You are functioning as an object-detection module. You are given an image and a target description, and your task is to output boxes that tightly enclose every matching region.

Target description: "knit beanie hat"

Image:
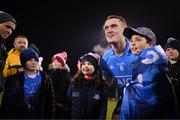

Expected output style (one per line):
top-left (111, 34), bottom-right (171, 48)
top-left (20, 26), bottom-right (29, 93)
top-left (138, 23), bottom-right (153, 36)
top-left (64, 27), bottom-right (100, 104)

top-left (80, 52), bottom-right (100, 72)
top-left (52, 51), bottom-right (67, 66)
top-left (20, 48), bottom-right (39, 67)
top-left (0, 11), bottom-right (16, 25)
top-left (164, 37), bottom-right (180, 52)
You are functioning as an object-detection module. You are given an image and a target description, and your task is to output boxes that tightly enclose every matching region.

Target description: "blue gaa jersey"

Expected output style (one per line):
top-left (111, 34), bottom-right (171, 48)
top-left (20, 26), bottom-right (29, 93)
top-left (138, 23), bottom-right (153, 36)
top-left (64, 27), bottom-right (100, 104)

top-left (120, 45), bottom-right (177, 119)
top-left (101, 40), bottom-right (137, 88)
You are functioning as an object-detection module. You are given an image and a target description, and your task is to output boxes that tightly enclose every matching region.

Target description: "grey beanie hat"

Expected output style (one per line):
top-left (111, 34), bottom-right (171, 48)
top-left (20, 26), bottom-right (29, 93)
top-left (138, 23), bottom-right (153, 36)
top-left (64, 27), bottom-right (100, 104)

top-left (0, 11), bottom-right (16, 25)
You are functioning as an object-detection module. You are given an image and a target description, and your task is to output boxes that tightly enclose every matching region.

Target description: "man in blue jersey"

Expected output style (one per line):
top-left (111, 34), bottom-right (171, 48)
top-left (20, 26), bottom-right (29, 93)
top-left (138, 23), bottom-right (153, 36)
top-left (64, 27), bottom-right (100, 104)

top-left (101, 15), bottom-right (137, 119)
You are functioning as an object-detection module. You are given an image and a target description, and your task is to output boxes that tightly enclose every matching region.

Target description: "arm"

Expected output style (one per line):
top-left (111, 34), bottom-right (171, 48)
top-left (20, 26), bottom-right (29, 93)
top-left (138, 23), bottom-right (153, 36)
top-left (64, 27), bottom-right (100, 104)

top-left (100, 59), bottom-right (114, 86)
top-left (3, 56), bottom-right (11, 78)
top-left (64, 86), bottom-right (72, 119)
top-left (3, 56), bottom-right (23, 78)
top-left (112, 97), bottom-right (122, 120)
top-left (99, 87), bottom-right (108, 119)
top-left (44, 74), bottom-right (55, 119)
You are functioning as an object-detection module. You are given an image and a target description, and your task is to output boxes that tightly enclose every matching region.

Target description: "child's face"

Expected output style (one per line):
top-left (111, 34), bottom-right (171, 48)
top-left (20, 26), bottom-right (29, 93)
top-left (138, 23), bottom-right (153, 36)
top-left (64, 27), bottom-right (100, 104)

top-left (52, 60), bottom-right (63, 69)
top-left (25, 58), bottom-right (39, 71)
top-left (166, 48), bottom-right (180, 61)
top-left (81, 61), bottom-right (95, 75)
top-left (130, 35), bottom-right (152, 55)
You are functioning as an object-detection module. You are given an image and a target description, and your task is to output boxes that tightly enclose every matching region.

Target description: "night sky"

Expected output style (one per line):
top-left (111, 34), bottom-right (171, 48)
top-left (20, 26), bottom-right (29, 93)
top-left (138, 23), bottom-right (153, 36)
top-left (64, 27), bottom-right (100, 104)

top-left (1, 1), bottom-right (179, 74)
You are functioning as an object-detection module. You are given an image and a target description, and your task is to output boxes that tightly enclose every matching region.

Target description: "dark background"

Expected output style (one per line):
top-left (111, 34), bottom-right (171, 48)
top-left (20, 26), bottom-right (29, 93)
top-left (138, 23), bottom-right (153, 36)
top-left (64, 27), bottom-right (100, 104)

top-left (1, 1), bottom-right (179, 75)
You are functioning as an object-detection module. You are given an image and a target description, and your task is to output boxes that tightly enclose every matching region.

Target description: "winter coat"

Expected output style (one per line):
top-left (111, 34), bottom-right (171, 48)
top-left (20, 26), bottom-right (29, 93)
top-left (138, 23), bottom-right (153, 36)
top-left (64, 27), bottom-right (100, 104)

top-left (0, 71), bottom-right (55, 119)
top-left (65, 77), bottom-right (108, 119)
top-left (48, 68), bottom-right (71, 118)
top-left (167, 59), bottom-right (180, 111)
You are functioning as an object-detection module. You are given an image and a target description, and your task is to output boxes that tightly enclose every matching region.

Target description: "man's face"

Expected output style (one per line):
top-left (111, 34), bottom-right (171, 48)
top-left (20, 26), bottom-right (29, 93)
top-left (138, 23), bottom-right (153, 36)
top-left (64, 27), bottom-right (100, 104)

top-left (25, 58), bottom-right (39, 71)
top-left (14, 37), bottom-right (28, 52)
top-left (81, 61), bottom-right (95, 75)
top-left (166, 48), bottom-right (180, 61)
top-left (130, 35), bottom-right (152, 55)
top-left (103, 18), bottom-right (126, 44)
top-left (0, 21), bottom-right (16, 39)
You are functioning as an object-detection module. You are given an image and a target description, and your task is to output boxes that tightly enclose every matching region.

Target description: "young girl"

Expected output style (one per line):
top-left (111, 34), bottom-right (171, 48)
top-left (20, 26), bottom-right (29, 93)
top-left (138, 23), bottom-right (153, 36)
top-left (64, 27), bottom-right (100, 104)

top-left (48, 51), bottom-right (71, 119)
top-left (65, 52), bottom-right (108, 119)
top-left (121, 27), bottom-right (178, 119)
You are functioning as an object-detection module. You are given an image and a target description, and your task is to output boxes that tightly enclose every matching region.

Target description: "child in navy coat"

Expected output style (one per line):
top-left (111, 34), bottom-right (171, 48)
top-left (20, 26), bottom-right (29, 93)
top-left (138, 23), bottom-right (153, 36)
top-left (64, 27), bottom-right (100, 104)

top-left (65, 52), bottom-right (108, 119)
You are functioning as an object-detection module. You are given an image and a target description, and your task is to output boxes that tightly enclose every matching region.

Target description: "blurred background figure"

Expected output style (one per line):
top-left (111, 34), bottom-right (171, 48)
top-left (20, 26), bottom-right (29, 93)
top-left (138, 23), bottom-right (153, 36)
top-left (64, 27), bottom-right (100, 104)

top-left (165, 37), bottom-right (180, 115)
top-left (3, 35), bottom-right (28, 78)
top-left (92, 40), bottom-right (109, 57)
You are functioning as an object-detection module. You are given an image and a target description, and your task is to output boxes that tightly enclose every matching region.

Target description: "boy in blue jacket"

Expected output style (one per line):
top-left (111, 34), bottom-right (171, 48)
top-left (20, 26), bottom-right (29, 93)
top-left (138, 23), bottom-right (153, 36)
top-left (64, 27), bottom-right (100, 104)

top-left (121, 27), bottom-right (178, 119)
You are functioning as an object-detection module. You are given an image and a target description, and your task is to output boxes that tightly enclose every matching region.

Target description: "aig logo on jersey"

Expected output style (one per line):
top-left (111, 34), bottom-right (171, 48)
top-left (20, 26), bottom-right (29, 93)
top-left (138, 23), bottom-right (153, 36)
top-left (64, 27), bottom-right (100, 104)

top-left (93, 94), bottom-right (100, 100)
top-left (72, 92), bottom-right (80, 97)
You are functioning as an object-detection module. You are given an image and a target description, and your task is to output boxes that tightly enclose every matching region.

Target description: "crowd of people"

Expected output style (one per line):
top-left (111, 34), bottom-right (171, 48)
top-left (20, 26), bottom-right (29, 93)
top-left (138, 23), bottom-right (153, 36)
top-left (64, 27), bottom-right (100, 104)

top-left (0, 10), bottom-right (180, 119)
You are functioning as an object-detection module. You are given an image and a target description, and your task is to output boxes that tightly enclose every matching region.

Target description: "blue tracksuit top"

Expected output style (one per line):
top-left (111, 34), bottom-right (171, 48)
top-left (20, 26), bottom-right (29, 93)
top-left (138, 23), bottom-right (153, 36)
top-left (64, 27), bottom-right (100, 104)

top-left (120, 45), bottom-right (177, 119)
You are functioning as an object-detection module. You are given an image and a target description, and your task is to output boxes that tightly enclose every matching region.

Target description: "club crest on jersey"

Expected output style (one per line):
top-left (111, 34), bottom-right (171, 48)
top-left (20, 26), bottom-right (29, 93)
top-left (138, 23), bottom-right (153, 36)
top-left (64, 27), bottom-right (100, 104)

top-left (141, 51), bottom-right (159, 64)
top-left (72, 92), bottom-right (80, 97)
top-left (93, 94), bottom-right (100, 100)
top-left (110, 65), bottom-right (114, 70)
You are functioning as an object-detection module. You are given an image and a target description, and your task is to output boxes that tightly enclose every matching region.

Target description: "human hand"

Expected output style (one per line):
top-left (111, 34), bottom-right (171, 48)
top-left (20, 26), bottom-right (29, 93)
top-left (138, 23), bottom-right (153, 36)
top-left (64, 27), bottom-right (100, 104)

top-left (112, 113), bottom-right (120, 120)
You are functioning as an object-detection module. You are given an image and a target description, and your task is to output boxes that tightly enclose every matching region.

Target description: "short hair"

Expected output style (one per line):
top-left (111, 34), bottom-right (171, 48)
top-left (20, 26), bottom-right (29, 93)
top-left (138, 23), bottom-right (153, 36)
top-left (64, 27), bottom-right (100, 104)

top-left (105, 15), bottom-right (127, 25)
top-left (14, 35), bottom-right (28, 42)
